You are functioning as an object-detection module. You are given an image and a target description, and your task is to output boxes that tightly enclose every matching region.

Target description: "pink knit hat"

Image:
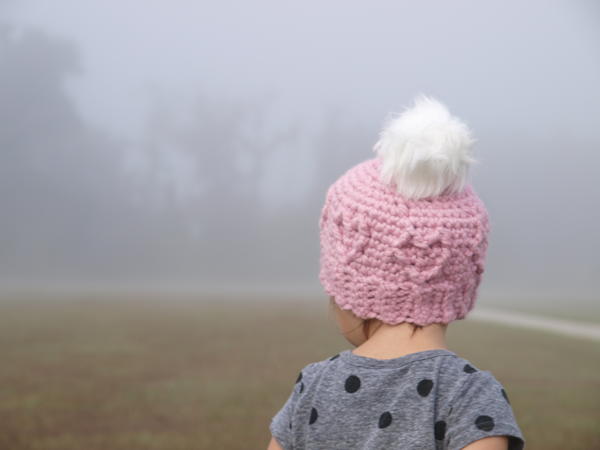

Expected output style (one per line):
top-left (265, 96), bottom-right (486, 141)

top-left (318, 95), bottom-right (490, 326)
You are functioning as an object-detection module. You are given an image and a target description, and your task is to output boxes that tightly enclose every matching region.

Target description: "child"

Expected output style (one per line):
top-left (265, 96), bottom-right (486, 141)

top-left (267, 95), bottom-right (526, 450)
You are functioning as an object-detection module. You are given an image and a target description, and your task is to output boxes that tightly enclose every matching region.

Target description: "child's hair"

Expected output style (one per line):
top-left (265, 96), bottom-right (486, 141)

top-left (328, 297), bottom-right (424, 339)
top-left (361, 317), bottom-right (424, 339)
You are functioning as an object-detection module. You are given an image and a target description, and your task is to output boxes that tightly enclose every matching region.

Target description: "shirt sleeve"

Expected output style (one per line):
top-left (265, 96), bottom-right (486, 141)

top-left (445, 370), bottom-right (526, 450)
top-left (269, 365), bottom-right (307, 450)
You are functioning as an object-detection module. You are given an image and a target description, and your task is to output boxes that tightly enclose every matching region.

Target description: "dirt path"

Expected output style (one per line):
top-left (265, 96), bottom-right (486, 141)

top-left (468, 306), bottom-right (600, 341)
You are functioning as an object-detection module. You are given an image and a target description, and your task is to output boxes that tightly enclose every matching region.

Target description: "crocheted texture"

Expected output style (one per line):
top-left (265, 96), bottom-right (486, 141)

top-left (318, 157), bottom-right (490, 326)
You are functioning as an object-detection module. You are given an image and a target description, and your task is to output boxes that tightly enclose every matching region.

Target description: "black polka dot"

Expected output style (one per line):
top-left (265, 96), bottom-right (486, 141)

top-left (299, 382), bottom-right (304, 393)
top-left (475, 415), bottom-right (495, 431)
top-left (378, 411), bottom-right (392, 428)
top-left (417, 379), bottom-right (434, 397)
top-left (329, 353), bottom-right (340, 361)
top-left (345, 375), bottom-right (361, 393)
top-left (501, 388), bottom-right (510, 404)
top-left (463, 364), bottom-right (477, 373)
top-left (434, 420), bottom-right (446, 440)
top-left (289, 420), bottom-right (292, 429)
top-left (309, 407), bottom-right (318, 424)
top-left (296, 371), bottom-right (302, 383)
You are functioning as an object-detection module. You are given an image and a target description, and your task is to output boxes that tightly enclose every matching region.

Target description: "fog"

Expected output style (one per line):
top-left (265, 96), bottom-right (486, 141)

top-left (1, 0), bottom-right (599, 303)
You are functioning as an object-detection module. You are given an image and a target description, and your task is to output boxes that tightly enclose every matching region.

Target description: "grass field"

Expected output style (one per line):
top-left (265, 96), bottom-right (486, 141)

top-left (0, 293), bottom-right (598, 450)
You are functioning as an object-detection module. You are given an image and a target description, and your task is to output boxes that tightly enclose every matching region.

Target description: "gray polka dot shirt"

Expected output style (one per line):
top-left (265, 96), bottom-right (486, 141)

top-left (270, 349), bottom-right (525, 449)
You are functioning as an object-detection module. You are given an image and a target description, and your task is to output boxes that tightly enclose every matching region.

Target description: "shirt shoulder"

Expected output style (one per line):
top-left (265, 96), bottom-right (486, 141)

top-left (304, 352), bottom-right (342, 373)
top-left (440, 362), bottom-right (526, 450)
top-left (268, 356), bottom-right (335, 449)
top-left (290, 352), bottom-right (343, 387)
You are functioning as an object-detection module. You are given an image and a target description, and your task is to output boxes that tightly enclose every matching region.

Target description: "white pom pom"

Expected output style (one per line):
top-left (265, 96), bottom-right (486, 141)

top-left (373, 94), bottom-right (478, 200)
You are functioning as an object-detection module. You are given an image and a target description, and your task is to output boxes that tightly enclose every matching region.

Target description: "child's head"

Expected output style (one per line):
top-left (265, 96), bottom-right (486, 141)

top-left (319, 94), bottom-right (490, 338)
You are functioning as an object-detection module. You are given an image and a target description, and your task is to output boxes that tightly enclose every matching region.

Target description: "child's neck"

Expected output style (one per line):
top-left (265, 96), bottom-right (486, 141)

top-left (351, 322), bottom-right (448, 360)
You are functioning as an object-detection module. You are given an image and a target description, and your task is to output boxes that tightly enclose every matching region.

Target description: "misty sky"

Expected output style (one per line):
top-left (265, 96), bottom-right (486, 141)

top-left (1, 1), bottom-right (599, 303)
